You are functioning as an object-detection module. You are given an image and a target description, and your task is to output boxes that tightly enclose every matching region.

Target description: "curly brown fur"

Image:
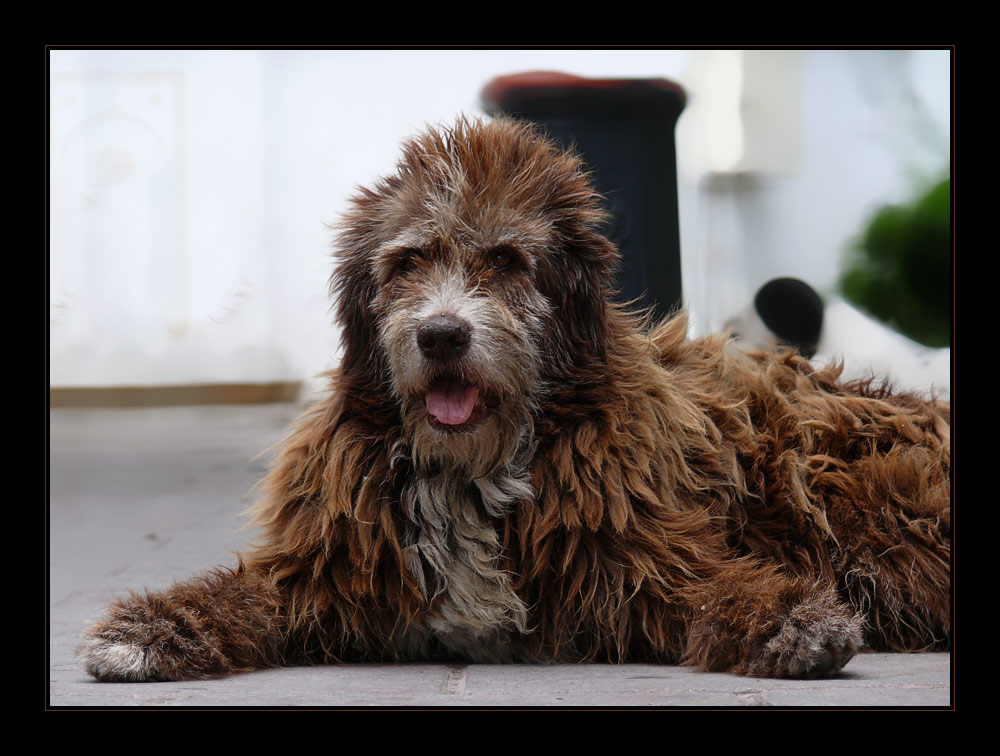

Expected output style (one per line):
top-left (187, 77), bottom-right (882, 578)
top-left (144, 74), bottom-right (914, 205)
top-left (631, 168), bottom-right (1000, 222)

top-left (80, 116), bottom-right (950, 681)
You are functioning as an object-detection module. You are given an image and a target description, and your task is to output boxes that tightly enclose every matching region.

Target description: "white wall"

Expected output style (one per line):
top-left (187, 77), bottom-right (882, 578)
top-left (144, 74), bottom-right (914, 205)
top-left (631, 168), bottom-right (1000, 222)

top-left (48, 48), bottom-right (950, 390)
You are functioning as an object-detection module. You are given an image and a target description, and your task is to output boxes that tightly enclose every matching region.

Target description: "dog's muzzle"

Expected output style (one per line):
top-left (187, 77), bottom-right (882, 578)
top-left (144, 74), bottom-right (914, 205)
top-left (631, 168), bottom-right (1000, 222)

top-left (416, 314), bottom-right (486, 431)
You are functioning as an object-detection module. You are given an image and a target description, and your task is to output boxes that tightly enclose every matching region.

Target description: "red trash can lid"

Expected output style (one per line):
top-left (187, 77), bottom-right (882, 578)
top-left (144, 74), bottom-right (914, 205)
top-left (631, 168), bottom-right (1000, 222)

top-left (482, 71), bottom-right (686, 112)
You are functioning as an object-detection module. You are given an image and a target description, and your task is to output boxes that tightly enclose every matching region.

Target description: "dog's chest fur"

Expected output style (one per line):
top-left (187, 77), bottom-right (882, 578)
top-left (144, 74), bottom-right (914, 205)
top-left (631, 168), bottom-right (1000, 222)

top-left (399, 463), bottom-right (532, 661)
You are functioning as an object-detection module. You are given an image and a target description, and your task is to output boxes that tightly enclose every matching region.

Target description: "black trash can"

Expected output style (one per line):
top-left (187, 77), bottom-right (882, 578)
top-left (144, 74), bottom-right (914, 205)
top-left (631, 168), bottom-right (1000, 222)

top-left (482, 71), bottom-right (687, 322)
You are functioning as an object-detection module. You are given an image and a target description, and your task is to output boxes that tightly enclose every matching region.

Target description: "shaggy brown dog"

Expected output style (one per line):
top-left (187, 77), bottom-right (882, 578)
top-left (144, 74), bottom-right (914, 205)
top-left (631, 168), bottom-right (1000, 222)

top-left (80, 117), bottom-right (950, 681)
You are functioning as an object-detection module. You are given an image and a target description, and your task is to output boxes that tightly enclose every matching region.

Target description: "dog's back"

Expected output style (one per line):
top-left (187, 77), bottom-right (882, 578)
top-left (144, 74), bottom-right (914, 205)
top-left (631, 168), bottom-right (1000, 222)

top-left (648, 312), bottom-right (951, 652)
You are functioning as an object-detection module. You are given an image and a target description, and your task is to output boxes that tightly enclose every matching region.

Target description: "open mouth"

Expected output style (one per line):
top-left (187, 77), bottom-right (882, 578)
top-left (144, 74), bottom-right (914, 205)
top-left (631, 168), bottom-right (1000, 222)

top-left (424, 375), bottom-right (488, 432)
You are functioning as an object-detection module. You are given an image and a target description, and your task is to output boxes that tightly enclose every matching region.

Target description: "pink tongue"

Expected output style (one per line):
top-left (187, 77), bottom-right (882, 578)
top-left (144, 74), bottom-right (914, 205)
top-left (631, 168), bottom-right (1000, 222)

top-left (425, 380), bottom-right (478, 425)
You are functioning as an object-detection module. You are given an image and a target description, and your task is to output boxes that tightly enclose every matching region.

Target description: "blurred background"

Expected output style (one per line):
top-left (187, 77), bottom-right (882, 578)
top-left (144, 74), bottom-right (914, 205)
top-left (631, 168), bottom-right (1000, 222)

top-left (48, 48), bottom-right (952, 404)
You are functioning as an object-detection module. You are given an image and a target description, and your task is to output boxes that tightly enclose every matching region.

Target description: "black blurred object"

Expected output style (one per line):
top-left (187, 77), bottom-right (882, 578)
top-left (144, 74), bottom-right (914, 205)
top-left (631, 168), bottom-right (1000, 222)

top-left (753, 277), bottom-right (824, 358)
top-left (482, 72), bottom-right (687, 322)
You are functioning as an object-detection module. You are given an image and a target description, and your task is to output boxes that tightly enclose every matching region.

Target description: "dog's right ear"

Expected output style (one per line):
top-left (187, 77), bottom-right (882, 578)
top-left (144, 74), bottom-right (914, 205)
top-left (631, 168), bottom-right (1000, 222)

top-left (329, 188), bottom-right (388, 394)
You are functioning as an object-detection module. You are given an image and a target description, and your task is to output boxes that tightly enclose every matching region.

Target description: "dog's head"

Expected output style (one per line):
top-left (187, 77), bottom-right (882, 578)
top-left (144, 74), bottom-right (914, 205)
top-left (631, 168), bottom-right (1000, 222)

top-left (332, 117), bottom-right (619, 468)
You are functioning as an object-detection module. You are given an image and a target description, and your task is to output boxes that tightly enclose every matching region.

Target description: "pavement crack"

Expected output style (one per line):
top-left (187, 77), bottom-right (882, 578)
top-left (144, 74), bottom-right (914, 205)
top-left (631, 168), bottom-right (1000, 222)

top-left (441, 665), bottom-right (468, 696)
top-left (734, 688), bottom-right (772, 707)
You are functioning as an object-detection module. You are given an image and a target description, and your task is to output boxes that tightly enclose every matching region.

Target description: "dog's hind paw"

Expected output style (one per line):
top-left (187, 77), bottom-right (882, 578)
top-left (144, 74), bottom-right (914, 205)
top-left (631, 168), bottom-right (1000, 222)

top-left (747, 596), bottom-right (864, 679)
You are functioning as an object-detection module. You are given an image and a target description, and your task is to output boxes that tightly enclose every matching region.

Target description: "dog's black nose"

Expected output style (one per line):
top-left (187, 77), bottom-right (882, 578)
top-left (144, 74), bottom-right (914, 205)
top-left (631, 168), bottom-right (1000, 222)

top-left (417, 314), bottom-right (471, 362)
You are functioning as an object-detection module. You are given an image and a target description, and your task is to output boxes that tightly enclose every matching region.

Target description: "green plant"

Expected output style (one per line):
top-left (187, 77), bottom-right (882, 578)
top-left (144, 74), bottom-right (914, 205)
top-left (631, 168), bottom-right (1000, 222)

top-left (840, 178), bottom-right (951, 348)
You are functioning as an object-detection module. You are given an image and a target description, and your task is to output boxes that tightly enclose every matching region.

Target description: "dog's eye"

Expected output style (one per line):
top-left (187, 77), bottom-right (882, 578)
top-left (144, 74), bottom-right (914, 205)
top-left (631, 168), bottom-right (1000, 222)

top-left (488, 246), bottom-right (516, 271)
top-left (396, 248), bottom-right (423, 274)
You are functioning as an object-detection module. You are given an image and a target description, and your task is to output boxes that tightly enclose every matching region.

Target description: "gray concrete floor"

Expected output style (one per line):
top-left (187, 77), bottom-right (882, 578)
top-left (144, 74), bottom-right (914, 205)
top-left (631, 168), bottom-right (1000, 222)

top-left (48, 404), bottom-right (952, 708)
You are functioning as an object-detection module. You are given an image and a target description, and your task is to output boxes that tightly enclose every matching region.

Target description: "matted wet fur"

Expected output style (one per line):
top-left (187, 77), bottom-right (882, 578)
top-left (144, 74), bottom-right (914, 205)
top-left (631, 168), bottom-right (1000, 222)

top-left (80, 117), bottom-right (950, 681)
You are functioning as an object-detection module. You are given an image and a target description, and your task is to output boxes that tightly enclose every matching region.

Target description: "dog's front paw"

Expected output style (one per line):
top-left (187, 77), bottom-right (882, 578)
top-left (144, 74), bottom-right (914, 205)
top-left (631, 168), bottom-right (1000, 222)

top-left (747, 594), bottom-right (864, 679)
top-left (79, 632), bottom-right (163, 682)
top-left (78, 594), bottom-right (230, 682)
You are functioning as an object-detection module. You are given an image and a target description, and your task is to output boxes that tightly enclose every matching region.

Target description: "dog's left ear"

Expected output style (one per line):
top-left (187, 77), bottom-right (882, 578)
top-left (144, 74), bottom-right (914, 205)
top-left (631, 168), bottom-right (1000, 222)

top-left (538, 223), bottom-right (621, 369)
